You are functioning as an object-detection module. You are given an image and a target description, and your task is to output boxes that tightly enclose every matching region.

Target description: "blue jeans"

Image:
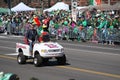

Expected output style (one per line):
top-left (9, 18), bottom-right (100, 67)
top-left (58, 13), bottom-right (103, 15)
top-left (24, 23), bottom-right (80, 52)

top-left (29, 41), bottom-right (34, 52)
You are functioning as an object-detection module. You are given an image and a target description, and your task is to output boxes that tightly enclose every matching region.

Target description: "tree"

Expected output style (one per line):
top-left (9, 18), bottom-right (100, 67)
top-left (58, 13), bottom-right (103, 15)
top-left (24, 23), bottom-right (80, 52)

top-left (4, 0), bottom-right (8, 3)
top-left (48, 0), bottom-right (51, 7)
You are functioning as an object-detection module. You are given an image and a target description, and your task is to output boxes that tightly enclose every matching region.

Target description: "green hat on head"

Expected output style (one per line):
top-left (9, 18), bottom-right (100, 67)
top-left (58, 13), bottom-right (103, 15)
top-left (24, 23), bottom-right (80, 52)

top-left (64, 21), bottom-right (68, 26)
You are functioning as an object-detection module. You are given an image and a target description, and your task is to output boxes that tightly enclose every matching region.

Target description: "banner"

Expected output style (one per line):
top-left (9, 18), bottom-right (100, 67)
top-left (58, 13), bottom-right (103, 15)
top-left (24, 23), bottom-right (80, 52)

top-left (89, 0), bottom-right (101, 5)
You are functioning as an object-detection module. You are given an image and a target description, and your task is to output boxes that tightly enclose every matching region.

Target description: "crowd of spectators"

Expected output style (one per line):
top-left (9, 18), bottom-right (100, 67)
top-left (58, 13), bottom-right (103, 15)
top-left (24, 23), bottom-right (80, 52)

top-left (0, 8), bottom-right (120, 45)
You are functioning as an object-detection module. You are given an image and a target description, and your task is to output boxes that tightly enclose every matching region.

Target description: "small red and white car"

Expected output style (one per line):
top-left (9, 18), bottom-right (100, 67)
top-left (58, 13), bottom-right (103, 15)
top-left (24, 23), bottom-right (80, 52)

top-left (16, 35), bottom-right (66, 67)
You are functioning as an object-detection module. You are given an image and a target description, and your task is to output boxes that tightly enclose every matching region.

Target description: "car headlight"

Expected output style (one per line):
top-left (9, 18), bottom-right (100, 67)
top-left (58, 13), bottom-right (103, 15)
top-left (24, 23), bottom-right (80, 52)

top-left (41, 49), bottom-right (48, 53)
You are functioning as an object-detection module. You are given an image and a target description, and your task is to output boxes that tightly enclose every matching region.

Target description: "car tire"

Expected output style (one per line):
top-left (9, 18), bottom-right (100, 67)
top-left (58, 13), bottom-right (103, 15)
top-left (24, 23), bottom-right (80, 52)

top-left (57, 55), bottom-right (66, 65)
top-left (17, 54), bottom-right (26, 64)
top-left (34, 54), bottom-right (43, 67)
top-left (9, 74), bottom-right (19, 80)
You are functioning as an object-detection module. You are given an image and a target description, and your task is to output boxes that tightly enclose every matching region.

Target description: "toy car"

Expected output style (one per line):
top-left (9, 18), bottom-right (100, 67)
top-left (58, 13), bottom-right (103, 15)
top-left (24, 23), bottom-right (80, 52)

top-left (16, 34), bottom-right (66, 67)
top-left (0, 72), bottom-right (19, 80)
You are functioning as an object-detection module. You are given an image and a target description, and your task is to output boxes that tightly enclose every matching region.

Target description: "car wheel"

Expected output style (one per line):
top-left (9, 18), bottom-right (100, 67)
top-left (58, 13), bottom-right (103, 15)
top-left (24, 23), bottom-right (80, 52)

top-left (34, 54), bottom-right (43, 67)
top-left (57, 55), bottom-right (66, 65)
top-left (17, 54), bottom-right (26, 64)
top-left (9, 74), bottom-right (19, 80)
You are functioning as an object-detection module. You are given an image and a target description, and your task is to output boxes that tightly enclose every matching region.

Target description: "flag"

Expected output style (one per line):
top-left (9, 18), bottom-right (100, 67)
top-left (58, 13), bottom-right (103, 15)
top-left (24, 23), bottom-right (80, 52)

top-left (89, 0), bottom-right (101, 5)
top-left (33, 16), bottom-right (41, 27)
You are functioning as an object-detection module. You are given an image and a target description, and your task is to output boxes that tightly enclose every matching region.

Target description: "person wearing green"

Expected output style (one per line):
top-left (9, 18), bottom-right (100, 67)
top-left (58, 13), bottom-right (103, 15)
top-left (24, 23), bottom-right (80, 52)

top-left (49, 19), bottom-right (54, 28)
top-left (73, 26), bottom-right (79, 34)
top-left (54, 21), bottom-right (59, 29)
top-left (0, 17), bottom-right (2, 26)
top-left (81, 17), bottom-right (87, 41)
top-left (107, 20), bottom-right (115, 45)
top-left (77, 17), bottom-right (83, 26)
top-left (86, 26), bottom-right (94, 40)
top-left (82, 19), bottom-right (87, 28)
top-left (113, 17), bottom-right (119, 28)
top-left (97, 17), bottom-right (106, 29)
top-left (73, 26), bottom-right (81, 41)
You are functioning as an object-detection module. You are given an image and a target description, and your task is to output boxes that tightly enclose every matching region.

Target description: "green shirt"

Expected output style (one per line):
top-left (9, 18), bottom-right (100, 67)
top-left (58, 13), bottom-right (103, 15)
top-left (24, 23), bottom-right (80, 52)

top-left (82, 20), bottom-right (87, 27)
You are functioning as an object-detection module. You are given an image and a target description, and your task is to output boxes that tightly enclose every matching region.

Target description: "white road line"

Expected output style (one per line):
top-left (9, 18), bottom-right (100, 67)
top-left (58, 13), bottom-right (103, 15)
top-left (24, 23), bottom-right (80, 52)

top-left (5, 53), bottom-right (18, 55)
top-left (0, 36), bottom-right (7, 38)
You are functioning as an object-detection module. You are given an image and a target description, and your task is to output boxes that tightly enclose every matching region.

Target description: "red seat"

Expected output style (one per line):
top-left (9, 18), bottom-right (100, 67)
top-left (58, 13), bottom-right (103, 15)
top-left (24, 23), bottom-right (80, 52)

top-left (23, 37), bottom-right (29, 44)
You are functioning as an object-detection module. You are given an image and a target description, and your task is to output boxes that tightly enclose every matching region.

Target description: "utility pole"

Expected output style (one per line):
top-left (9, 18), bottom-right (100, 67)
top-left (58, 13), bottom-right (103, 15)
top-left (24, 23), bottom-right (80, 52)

top-left (7, 0), bottom-right (11, 15)
top-left (48, 0), bottom-right (51, 7)
top-left (41, 0), bottom-right (44, 13)
top-left (71, 0), bottom-right (77, 22)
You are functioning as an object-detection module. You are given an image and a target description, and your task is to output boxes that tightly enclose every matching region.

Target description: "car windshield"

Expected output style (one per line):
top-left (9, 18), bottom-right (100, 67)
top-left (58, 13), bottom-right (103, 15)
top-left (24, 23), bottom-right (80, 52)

top-left (42, 34), bottom-right (50, 42)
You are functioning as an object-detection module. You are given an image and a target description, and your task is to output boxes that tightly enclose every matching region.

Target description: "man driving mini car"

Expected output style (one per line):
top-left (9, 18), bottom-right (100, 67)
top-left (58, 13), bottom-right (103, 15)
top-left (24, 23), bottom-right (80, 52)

top-left (26, 24), bottom-right (37, 55)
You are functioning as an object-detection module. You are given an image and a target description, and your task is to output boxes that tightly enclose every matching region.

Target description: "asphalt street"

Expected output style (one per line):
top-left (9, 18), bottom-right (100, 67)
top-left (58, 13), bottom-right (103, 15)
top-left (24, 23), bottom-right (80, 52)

top-left (0, 35), bottom-right (120, 80)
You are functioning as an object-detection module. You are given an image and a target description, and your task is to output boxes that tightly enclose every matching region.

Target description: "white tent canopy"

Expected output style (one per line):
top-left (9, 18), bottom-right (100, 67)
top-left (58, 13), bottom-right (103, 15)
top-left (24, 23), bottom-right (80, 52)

top-left (11, 2), bottom-right (36, 12)
top-left (76, 6), bottom-right (88, 10)
top-left (76, 6), bottom-right (88, 15)
top-left (44, 2), bottom-right (69, 12)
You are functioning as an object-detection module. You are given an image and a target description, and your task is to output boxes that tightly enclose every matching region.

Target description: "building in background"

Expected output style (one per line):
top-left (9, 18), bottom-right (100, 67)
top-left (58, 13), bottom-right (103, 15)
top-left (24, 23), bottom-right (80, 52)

top-left (0, 0), bottom-right (119, 8)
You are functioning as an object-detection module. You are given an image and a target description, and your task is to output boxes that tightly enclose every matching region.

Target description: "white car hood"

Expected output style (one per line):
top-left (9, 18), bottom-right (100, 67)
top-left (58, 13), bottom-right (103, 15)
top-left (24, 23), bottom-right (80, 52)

top-left (35, 42), bottom-right (63, 50)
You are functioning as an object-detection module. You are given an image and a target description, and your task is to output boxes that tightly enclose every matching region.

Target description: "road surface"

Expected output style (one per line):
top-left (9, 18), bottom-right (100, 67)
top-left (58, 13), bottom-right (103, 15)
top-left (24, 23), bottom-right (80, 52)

top-left (0, 35), bottom-right (120, 80)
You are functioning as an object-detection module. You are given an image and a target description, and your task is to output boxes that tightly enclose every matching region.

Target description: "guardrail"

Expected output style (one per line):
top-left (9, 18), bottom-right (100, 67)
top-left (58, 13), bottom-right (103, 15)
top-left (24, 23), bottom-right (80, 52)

top-left (1, 22), bottom-right (120, 44)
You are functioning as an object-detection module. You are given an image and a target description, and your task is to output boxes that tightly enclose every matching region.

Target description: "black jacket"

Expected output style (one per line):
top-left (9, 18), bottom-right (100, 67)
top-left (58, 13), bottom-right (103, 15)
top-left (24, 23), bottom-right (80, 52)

top-left (26, 29), bottom-right (37, 41)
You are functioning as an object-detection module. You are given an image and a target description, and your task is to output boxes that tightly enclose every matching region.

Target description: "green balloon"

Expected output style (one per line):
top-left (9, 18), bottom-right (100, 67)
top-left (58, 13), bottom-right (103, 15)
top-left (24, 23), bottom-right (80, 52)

top-left (54, 23), bottom-right (59, 29)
